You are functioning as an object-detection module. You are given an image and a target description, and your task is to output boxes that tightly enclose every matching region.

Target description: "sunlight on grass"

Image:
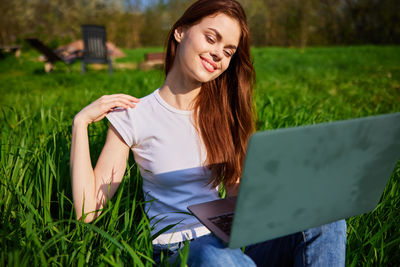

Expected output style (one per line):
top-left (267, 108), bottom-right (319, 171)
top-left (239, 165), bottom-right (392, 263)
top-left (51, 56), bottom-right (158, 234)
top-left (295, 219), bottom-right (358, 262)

top-left (0, 46), bottom-right (399, 266)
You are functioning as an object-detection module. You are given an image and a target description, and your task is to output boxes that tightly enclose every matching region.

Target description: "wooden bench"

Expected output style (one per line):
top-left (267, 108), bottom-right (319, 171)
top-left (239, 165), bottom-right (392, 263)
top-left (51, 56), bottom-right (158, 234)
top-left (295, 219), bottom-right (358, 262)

top-left (145, 52), bottom-right (165, 62)
top-left (140, 52), bottom-right (165, 70)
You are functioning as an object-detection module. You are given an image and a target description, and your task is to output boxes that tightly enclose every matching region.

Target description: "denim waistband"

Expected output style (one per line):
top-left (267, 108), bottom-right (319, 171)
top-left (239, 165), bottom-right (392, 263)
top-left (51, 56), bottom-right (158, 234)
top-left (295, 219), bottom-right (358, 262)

top-left (152, 225), bottom-right (211, 245)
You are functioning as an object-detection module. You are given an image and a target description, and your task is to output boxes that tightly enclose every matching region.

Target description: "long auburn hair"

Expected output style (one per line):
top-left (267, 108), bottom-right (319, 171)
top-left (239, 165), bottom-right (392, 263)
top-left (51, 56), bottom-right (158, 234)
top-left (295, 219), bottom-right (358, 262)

top-left (165, 0), bottom-right (255, 187)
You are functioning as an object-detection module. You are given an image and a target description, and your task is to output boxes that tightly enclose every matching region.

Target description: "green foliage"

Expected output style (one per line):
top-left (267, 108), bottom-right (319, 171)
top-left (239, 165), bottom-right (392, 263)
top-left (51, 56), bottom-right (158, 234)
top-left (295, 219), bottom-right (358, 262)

top-left (1, 0), bottom-right (399, 47)
top-left (1, 46), bottom-right (400, 266)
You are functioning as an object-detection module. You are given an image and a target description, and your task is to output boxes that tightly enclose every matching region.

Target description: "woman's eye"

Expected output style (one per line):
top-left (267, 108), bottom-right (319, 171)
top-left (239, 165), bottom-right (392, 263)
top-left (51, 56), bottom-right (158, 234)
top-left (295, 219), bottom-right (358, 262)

top-left (224, 51), bottom-right (232, 57)
top-left (206, 35), bottom-right (215, 43)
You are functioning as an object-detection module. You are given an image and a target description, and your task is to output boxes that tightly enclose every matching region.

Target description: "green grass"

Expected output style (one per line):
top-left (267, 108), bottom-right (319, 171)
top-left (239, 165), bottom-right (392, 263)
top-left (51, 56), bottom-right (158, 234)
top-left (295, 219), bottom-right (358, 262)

top-left (1, 46), bottom-right (400, 266)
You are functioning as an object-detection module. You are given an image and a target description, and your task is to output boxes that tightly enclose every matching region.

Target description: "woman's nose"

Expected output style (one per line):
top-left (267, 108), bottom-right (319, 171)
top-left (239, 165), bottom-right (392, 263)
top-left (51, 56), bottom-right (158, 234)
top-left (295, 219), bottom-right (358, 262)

top-left (210, 49), bottom-right (222, 61)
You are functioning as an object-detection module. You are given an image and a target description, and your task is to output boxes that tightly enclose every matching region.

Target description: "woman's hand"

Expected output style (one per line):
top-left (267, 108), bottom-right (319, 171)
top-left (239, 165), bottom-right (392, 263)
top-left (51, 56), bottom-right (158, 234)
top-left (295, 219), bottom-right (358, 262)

top-left (74, 94), bottom-right (139, 126)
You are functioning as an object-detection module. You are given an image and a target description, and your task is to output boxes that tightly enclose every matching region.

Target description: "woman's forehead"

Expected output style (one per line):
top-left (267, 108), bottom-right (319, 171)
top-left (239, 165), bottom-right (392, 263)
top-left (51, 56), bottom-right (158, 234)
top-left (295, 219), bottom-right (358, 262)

top-left (193, 13), bottom-right (241, 47)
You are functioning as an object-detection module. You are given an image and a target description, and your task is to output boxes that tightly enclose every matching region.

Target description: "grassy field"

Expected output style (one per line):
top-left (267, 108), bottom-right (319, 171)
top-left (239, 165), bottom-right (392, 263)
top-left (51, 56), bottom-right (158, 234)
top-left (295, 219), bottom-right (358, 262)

top-left (0, 46), bottom-right (399, 266)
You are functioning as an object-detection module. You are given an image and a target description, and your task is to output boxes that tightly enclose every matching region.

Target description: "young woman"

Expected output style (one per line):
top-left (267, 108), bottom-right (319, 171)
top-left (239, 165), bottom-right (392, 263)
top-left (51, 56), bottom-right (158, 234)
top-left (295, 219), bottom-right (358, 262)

top-left (71, 0), bottom-right (347, 265)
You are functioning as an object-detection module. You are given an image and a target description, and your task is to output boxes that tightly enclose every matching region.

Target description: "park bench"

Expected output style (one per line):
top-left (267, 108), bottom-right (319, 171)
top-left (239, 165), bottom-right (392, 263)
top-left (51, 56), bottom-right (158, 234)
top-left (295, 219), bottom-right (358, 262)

top-left (139, 52), bottom-right (165, 70)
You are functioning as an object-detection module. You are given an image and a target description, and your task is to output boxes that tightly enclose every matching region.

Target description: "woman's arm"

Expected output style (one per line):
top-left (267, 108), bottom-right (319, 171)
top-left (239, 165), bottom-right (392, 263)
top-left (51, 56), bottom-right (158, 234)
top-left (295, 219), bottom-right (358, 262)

top-left (70, 94), bottom-right (139, 222)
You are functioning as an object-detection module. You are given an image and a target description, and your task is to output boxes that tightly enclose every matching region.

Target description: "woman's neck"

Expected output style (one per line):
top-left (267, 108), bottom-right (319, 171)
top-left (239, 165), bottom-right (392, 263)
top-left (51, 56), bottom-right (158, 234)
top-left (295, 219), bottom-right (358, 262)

top-left (159, 66), bottom-right (201, 111)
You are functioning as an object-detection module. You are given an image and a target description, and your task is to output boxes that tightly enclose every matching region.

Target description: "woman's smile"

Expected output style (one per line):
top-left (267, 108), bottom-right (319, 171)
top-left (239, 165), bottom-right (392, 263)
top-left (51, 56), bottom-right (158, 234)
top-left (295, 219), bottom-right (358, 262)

top-left (200, 56), bottom-right (217, 73)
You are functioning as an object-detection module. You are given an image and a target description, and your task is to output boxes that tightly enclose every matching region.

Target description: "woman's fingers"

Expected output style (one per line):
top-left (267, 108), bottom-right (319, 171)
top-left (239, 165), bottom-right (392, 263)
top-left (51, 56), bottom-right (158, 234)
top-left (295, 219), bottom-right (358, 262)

top-left (100, 96), bottom-right (137, 110)
top-left (92, 100), bottom-right (134, 123)
top-left (76, 94), bottom-right (140, 125)
top-left (107, 100), bottom-right (135, 111)
top-left (110, 94), bottom-right (140, 103)
top-left (103, 94), bottom-right (139, 106)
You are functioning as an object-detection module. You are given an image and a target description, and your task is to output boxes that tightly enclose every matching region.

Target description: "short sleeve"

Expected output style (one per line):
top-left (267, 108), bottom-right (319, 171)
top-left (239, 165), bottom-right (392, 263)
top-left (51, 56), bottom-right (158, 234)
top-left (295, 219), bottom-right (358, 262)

top-left (106, 108), bottom-right (137, 147)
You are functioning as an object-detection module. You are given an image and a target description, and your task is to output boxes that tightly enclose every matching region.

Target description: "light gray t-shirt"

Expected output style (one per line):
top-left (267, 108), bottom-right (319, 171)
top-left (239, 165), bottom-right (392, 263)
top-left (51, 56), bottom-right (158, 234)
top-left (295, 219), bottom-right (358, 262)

top-left (106, 89), bottom-right (219, 235)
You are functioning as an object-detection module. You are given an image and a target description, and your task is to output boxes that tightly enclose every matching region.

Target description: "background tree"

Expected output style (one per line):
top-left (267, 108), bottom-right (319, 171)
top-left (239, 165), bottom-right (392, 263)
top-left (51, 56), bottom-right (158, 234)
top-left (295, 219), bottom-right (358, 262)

top-left (0, 0), bottom-right (399, 48)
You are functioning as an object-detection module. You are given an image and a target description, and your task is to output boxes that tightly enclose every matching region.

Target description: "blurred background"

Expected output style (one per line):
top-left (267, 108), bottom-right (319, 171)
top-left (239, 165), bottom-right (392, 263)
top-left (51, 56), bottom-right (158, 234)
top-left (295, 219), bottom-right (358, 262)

top-left (1, 0), bottom-right (399, 49)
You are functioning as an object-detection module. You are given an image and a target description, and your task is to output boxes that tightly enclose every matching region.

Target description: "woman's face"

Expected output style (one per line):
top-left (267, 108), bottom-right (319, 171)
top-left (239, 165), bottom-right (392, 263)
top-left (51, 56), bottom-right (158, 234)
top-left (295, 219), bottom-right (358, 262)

top-left (174, 13), bottom-right (241, 84)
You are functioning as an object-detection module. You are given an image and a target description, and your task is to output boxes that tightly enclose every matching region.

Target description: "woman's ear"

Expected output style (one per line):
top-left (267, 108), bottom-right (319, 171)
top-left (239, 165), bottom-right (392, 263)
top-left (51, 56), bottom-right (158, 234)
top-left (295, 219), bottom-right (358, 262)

top-left (174, 27), bottom-right (184, 43)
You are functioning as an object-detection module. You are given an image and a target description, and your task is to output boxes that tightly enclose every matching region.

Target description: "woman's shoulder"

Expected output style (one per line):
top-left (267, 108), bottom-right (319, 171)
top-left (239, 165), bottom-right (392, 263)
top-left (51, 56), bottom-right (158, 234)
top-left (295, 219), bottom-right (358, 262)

top-left (106, 89), bottom-right (159, 146)
top-left (139, 89), bottom-right (157, 102)
top-left (129, 89), bottom-right (159, 112)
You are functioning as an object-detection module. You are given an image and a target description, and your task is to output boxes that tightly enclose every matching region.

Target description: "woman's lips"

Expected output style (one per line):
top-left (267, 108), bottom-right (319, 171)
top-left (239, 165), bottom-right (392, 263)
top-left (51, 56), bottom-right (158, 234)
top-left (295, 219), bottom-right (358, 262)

top-left (200, 56), bottom-right (217, 73)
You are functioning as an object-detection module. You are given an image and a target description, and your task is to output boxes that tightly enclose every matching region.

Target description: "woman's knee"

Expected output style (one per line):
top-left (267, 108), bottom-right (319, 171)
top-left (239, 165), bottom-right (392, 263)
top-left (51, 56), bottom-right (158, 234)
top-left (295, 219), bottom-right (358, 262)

top-left (305, 220), bottom-right (346, 242)
top-left (187, 235), bottom-right (256, 267)
top-left (301, 220), bottom-right (347, 266)
top-left (322, 219), bottom-right (347, 245)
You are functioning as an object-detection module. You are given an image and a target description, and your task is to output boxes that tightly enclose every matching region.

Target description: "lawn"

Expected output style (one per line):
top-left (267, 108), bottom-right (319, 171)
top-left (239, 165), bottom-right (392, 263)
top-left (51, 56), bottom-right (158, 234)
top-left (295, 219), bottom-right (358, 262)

top-left (0, 46), bottom-right (399, 266)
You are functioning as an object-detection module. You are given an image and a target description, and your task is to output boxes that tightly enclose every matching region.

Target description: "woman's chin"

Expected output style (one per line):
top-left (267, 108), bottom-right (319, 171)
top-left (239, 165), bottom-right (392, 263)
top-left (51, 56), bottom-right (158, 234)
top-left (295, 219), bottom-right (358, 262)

top-left (194, 71), bottom-right (220, 84)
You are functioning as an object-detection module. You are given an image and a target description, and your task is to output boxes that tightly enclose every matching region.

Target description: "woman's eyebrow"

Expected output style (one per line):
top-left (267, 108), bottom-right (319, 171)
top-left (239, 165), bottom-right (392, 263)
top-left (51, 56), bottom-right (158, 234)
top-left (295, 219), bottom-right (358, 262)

top-left (207, 27), bottom-right (237, 50)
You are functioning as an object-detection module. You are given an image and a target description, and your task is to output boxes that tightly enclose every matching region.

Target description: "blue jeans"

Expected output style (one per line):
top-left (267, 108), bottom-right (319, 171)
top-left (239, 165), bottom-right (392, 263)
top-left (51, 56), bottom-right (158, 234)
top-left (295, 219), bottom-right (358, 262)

top-left (153, 220), bottom-right (347, 266)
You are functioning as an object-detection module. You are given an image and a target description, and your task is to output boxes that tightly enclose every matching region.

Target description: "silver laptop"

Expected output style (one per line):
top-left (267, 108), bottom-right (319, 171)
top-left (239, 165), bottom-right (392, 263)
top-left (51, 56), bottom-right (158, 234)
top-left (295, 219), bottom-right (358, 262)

top-left (188, 112), bottom-right (400, 248)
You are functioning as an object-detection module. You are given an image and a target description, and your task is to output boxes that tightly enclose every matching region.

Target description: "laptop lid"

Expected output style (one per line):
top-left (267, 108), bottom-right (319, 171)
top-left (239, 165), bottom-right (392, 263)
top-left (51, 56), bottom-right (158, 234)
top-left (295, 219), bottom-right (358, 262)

top-left (228, 112), bottom-right (400, 248)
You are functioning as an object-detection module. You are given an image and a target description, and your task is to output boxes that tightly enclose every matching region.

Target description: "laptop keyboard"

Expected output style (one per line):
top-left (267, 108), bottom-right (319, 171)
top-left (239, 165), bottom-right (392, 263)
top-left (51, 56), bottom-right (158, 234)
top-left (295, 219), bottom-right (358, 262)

top-left (208, 212), bottom-right (234, 236)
